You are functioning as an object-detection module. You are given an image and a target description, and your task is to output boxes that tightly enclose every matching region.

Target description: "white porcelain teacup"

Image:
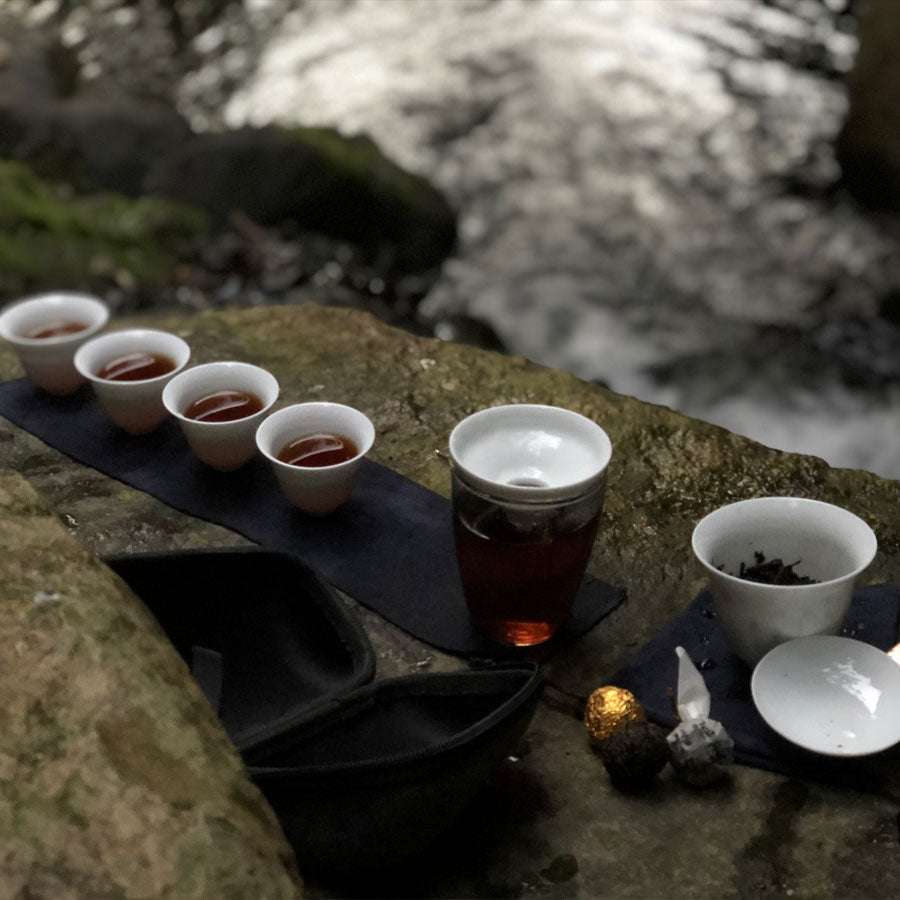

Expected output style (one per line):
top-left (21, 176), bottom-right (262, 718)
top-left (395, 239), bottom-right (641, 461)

top-left (163, 361), bottom-right (279, 471)
top-left (256, 402), bottom-right (375, 515)
top-left (692, 497), bottom-right (877, 666)
top-left (74, 328), bottom-right (190, 434)
top-left (0, 292), bottom-right (109, 395)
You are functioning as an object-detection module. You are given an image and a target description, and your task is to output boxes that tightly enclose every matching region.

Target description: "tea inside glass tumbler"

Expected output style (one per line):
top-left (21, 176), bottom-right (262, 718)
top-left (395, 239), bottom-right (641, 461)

top-left (452, 470), bottom-right (605, 646)
top-left (448, 404), bottom-right (612, 646)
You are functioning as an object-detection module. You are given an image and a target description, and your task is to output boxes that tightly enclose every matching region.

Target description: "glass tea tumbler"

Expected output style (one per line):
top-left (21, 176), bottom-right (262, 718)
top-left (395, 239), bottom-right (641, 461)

top-left (449, 404), bottom-right (612, 647)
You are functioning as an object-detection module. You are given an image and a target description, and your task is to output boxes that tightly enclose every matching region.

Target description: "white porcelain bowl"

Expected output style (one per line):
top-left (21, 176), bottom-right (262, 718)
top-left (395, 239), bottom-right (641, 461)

top-left (448, 404), bottom-right (612, 502)
top-left (752, 635), bottom-right (900, 756)
top-left (256, 402), bottom-right (375, 515)
top-left (0, 293), bottom-right (109, 395)
top-left (74, 329), bottom-right (190, 434)
top-left (692, 497), bottom-right (877, 666)
top-left (163, 361), bottom-right (279, 471)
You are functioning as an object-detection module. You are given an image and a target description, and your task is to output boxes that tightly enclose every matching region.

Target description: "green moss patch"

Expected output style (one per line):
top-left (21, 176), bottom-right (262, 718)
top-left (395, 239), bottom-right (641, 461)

top-left (0, 160), bottom-right (209, 302)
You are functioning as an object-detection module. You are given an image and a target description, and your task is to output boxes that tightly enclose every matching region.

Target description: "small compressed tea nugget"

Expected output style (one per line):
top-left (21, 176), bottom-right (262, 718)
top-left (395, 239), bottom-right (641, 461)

top-left (667, 646), bottom-right (734, 786)
top-left (601, 720), bottom-right (669, 788)
top-left (667, 718), bottom-right (734, 786)
top-left (584, 685), bottom-right (645, 747)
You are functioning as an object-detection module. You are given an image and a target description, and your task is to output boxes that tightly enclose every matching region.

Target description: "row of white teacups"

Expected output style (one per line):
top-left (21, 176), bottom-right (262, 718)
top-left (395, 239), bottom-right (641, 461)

top-left (2, 292), bottom-right (898, 755)
top-left (0, 292), bottom-right (374, 515)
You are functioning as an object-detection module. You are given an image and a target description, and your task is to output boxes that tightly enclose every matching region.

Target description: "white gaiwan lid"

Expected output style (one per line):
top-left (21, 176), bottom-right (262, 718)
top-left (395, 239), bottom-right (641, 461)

top-left (449, 404), bottom-right (612, 502)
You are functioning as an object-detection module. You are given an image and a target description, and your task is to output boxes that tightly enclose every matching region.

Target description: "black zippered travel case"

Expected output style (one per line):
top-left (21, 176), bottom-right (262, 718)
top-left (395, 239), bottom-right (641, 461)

top-left (105, 548), bottom-right (543, 872)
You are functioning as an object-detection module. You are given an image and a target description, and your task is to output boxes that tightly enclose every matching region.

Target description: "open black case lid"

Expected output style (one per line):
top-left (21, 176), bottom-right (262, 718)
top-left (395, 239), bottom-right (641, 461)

top-left (106, 548), bottom-right (543, 873)
top-left (106, 547), bottom-right (376, 750)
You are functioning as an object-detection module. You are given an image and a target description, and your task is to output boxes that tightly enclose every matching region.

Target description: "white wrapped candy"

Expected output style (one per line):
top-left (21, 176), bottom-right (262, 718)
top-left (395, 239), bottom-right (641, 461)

top-left (666, 646), bottom-right (734, 785)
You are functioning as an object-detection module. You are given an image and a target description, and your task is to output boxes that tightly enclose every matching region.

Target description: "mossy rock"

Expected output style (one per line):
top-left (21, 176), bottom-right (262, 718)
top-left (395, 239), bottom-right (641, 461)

top-left (0, 98), bottom-right (194, 196)
top-left (143, 125), bottom-right (457, 270)
top-left (0, 160), bottom-right (210, 302)
top-left (0, 471), bottom-right (303, 897)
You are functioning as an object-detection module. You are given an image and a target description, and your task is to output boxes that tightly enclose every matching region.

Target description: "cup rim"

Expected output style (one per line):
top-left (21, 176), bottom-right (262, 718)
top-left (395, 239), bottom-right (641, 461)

top-left (256, 401), bottom-right (375, 471)
top-left (162, 361), bottom-right (280, 426)
top-left (448, 403), bottom-right (612, 502)
top-left (74, 328), bottom-right (191, 386)
top-left (0, 292), bottom-right (110, 346)
top-left (691, 496), bottom-right (878, 592)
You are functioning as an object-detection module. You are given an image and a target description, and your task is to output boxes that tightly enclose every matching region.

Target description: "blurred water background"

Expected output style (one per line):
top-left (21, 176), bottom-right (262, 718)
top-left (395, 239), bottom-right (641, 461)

top-left (8, 0), bottom-right (900, 477)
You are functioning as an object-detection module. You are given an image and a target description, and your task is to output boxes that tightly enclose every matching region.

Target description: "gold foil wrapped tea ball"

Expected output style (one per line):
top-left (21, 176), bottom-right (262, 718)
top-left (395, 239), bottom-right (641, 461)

top-left (584, 686), bottom-right (645, 747)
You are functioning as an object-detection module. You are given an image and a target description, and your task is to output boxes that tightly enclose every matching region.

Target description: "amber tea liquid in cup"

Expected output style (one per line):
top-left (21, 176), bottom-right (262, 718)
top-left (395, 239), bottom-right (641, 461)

top-left (74, 328), bottom-right (190, 434)
top-left (0, 292), bottom-right (109, 395)
top-left (256, 402), bottom-right (375, 516)
top-left (163, 361), bottom-right (279, 471)
top-left (449, 405), bottom-right (612, 647)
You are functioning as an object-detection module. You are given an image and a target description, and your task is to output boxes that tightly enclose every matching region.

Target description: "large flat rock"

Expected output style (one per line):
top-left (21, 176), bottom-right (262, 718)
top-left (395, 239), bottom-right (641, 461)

top-left (2, 304), bottom-right (899, 898)
top-left (0, 471), bottom-right (302, 898)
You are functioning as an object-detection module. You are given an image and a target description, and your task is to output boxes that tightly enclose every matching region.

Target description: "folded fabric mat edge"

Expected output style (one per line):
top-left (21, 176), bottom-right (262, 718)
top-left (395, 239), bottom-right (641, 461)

top-left (0, 378), bottom-right (625, 657)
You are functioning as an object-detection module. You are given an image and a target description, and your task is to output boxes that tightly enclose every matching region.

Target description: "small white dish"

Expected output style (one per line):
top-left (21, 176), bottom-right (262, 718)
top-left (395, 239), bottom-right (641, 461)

top-left (74, 328), bottom-right (190, 434)
top-left (752, 635), bottom-right (900, 757)
top-left (0, 292), bottom-right (109, 395)
top-left (448, 404), bottom-right (612, 502)
top-left (163, 361), bottom-right (279, 471)
top-left (256, 402), bottom-right (375, 516)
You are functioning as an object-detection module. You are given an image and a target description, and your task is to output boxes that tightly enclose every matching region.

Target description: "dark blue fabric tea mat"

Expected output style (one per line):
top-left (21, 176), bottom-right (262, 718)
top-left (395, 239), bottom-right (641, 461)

top-left (0, 378), bottom-right (625, 658)
top-left (616, 584), bottom-right (900, 786)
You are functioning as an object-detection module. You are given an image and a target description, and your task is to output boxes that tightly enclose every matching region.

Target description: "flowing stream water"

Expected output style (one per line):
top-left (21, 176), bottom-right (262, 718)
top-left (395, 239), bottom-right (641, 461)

top-left (193, 0), bottom-right (900, 477)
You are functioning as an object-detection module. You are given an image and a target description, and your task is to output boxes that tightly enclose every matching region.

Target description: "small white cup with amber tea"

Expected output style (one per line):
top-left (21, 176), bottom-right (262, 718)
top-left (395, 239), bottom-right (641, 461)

top-left (163, 361), bottom-right (279, 471)
top-left (74, 328), bottom-right (190, 434)
top-left (692, 497), bottom-right (877, 666)
top-left (256, 402), bottom-right (375, 515)
top-left (0, 292), bottom-right (109, 395)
